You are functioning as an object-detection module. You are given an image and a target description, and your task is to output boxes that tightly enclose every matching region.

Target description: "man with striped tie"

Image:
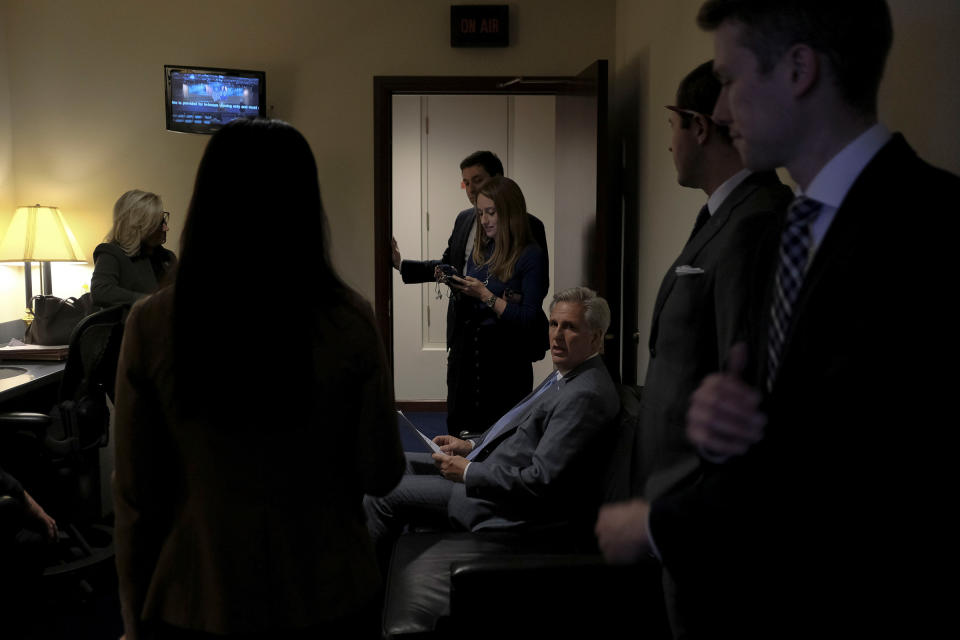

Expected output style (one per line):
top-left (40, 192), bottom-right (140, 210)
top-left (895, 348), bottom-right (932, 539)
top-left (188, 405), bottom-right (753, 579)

top-left (597, 1), bottom-right (959, 638)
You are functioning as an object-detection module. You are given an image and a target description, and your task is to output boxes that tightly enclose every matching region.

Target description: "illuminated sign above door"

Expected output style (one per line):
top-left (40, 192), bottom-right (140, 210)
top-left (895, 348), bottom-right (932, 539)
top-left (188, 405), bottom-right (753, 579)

top-left (450, 5), bottom-right (509, 47)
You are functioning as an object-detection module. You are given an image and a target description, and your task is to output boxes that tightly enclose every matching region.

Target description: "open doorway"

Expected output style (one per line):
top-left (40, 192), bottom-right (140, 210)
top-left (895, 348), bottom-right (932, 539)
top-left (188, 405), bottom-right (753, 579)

top-left (391, 94), bottom-right (558, 403)
top-left (373, 61), bottom-right (622, 408)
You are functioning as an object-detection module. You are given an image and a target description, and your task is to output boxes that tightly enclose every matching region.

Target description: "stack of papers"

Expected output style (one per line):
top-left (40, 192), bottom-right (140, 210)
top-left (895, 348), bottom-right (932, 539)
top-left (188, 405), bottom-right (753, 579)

top-left (0, 340), bottom-right (69, 360)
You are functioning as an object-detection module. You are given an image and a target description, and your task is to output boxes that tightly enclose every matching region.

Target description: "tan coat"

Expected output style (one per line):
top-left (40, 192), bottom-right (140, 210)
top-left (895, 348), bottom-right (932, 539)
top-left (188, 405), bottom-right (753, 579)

top-left (113, 286), bottom-right (404, 638)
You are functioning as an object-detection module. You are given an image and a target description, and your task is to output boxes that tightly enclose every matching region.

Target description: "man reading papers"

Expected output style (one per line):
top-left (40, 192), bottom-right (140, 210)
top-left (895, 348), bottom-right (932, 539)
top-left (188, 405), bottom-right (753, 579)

top-left (364, 286), bottom-right (619, 562)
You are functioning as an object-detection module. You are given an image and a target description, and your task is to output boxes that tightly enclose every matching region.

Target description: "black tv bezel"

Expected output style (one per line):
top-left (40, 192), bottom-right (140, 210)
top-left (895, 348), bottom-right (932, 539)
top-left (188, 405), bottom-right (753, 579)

top-left (164, 64), bottom-right (266, 135)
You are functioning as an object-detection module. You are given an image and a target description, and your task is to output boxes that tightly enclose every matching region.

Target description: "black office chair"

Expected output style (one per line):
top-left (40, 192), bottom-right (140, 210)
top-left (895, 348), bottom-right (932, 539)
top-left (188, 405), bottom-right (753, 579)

top-left (0, 305), bottom-right (126, 602)
top-left (382, 385), bottom-right (672, 639)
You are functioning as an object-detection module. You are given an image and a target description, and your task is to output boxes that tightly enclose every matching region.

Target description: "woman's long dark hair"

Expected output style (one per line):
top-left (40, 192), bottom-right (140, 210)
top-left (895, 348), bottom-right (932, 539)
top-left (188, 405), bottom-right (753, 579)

top-left (172, 118), bottom-right (347, 419)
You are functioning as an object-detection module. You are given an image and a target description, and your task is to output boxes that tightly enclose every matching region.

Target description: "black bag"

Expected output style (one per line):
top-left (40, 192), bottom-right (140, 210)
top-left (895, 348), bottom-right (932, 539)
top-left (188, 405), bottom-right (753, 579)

top-left (24, 294), bottom-right (96, 346)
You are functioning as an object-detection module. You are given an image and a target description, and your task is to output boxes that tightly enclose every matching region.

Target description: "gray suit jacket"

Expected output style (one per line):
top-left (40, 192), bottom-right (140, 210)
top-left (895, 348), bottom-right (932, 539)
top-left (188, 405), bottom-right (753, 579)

top-left (447, 355), bottom-right (620, 531)
top-left (638, 171), bottom-right (792, 501)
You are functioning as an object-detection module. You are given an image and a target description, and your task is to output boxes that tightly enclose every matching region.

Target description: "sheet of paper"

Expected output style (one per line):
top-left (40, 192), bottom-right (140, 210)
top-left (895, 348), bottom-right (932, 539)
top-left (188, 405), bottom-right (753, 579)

top-left (397, 410), bottom-right (442, 453)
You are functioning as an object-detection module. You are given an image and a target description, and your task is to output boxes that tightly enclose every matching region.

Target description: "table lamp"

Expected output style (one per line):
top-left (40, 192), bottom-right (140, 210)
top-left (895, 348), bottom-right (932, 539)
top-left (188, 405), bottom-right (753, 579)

top-left (0, 204), bottom-right (87, 309)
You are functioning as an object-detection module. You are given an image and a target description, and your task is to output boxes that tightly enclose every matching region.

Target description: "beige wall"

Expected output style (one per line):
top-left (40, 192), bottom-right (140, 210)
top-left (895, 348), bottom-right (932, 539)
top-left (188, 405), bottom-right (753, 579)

top-left (0, 1), bottom-right (20, 323)
top-left (614, 0), bottom-right (960, 381)
top-left (0, 0), bottom-right (615, 321)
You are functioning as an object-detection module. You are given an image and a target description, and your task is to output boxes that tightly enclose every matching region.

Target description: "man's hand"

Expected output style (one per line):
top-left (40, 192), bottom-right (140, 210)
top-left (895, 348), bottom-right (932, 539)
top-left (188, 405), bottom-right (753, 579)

top-left (595, 499), bottom-right (651, 564)
top-left (24, 490), bottom-right (58, 542)
top-left (686, 342), bottom-right (766, 462)
top-left (433, 435), bottom-right (473, 456)
top-left (432, 452), bottom-right (468, 482)
top-left (391, 236), bottom-right (402, 270)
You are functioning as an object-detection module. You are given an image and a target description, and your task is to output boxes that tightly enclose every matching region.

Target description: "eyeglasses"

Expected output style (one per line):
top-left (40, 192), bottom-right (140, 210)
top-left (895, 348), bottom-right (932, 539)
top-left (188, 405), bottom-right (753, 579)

top-left (665, 105), bottom-right (703, 118)
top-left (665, 105), bottom-right (717, 126)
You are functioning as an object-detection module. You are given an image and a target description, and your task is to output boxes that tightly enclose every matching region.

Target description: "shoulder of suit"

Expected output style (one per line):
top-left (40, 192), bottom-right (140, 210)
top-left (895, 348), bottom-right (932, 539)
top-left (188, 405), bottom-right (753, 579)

top-left (93, 241), bottom-right (130, 262)
top-left (562, 356), bottom-right (609, 384)
top-left (727, 174), bottom-right (793, 214)
top-left (517, 241), bottom-right (545, 261)
top-left (879, 135), bottom-right (960, 190)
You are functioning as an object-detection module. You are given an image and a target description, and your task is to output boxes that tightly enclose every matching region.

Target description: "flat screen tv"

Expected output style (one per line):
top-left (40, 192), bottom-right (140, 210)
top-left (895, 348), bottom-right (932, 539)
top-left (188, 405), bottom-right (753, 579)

top-left (164, 65), bottom-right (266, 134)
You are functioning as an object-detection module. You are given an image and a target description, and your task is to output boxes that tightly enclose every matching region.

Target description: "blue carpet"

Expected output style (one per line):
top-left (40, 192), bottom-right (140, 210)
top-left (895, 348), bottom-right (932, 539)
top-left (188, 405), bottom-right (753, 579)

top-left (397, 411), bottom-right (448, 452)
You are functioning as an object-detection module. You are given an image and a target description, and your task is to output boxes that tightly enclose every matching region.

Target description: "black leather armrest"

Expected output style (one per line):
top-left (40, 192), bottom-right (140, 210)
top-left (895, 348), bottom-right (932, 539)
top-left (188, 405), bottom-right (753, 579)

top-left (0, 412), bottom-right (51, 429)
top-left (0, 411), bottom-right (76, 456)
top-left (446, 554), bottom-right (670, 637)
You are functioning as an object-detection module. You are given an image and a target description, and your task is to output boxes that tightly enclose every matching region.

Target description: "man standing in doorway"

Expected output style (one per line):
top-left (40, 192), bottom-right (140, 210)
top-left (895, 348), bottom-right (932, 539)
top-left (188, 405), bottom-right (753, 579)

top-left (392, 151), bottom-right (549, 434)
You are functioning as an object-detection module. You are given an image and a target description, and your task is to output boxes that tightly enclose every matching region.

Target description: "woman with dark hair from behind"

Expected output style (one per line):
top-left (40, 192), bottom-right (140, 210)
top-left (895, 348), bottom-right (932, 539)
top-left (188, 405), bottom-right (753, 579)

top-left (112, 118), bottom-right (405, 639)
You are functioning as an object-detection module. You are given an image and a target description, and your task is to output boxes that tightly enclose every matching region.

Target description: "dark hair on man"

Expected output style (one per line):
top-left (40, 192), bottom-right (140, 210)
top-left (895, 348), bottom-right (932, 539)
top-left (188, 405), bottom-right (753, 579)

top-left (676, 60), bottom-right (731, 143)
top-left (697, 0), bottom-right (893, 116)
top-left (173, 118), bottom-right (349, 419)
top-left (460, 150), bottom-right (504, 177)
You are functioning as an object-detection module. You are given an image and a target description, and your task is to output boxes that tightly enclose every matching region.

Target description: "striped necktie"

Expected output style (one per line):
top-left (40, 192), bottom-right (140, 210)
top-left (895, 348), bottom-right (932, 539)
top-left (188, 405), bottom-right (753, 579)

top-left (766, 196), bottom-right (823, 391)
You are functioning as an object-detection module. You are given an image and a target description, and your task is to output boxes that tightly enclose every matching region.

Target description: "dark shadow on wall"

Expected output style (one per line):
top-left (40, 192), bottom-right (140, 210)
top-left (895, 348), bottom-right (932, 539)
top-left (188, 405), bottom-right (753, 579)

top-left (613, 49), bottom-right (649, 385)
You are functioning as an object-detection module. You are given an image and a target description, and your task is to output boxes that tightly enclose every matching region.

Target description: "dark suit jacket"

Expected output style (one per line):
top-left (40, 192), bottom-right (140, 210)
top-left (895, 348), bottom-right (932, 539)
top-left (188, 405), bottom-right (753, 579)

top-left (649, 135), bottom-right (959, 637)
top-left (91, 242), bottom-right (176, 308)
top-left (638, 171), bottom-right (792, 501)
top-left (113, 287), bottom-right (405, 637)
top-left (400, 207), bottom-right (549, 348)
top-left (447, 355), bottom-right (620, 532)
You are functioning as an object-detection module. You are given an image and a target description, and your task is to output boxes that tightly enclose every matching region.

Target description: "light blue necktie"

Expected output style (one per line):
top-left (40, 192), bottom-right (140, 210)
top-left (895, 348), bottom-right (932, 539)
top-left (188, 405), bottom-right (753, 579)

top-left (465, 371), bottom-right (560, 460)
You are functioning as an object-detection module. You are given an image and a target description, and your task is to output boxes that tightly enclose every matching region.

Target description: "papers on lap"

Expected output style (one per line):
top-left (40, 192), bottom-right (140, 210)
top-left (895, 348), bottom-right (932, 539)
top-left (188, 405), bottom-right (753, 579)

top-left (397, 411), bottom-right (442, 453)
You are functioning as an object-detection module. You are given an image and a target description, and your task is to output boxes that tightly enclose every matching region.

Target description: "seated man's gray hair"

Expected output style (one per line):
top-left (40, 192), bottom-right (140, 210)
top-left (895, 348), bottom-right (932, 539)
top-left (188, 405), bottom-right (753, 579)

top-left (550, 286), bottom-right (611, 336)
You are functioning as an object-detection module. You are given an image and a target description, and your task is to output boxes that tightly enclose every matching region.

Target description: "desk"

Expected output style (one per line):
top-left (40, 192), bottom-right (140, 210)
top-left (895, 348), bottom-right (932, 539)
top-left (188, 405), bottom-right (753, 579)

top-left (0, 361), bottom-right (66, 406)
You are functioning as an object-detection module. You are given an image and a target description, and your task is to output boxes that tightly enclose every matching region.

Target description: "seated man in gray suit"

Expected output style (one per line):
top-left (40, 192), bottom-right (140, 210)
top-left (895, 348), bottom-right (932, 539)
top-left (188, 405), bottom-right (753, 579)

top-left (365, 286), bottom-right (619, 562)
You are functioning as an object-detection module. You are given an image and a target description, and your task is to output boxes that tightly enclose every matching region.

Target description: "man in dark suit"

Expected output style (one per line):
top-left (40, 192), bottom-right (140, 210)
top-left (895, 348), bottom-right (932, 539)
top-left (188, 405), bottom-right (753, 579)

top-left (596, 1), bottom-right (958, 637)
top-left (391, 150), bottom-right (549, 433)
top-left (596, 60), bottom-right (791, 637)
top-left (639, 60), bottom-right (791, 503)
top-left (365, 286), bottom-right (619, 561)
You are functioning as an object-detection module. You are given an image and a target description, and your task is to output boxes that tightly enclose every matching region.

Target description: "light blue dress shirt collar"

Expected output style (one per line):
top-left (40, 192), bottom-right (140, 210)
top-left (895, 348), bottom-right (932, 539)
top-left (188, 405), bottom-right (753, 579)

top-left (800, 123), bottom-right (892, 255)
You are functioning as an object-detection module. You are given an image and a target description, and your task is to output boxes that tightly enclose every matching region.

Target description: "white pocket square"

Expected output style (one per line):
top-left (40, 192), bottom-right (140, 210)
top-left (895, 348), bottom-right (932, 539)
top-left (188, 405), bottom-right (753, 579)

top-left (675, 265), bottom-right (705, 275)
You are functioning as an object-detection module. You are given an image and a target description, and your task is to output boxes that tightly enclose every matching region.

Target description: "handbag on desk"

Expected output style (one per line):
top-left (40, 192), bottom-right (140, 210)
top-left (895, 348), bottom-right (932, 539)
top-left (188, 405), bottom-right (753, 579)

top-left (24, 294), bottom-right (95, 346)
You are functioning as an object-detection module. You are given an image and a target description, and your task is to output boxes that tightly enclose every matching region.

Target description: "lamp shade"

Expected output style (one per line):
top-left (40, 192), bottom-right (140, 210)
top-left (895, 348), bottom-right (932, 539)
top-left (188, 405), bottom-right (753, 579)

top-left (0, 205), bottom-right (86, 263)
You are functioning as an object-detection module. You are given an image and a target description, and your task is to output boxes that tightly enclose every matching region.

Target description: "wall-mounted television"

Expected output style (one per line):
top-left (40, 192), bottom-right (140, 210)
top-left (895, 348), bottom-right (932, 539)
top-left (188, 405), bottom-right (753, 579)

top-left (164, 65), bottom-right (266, 134)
